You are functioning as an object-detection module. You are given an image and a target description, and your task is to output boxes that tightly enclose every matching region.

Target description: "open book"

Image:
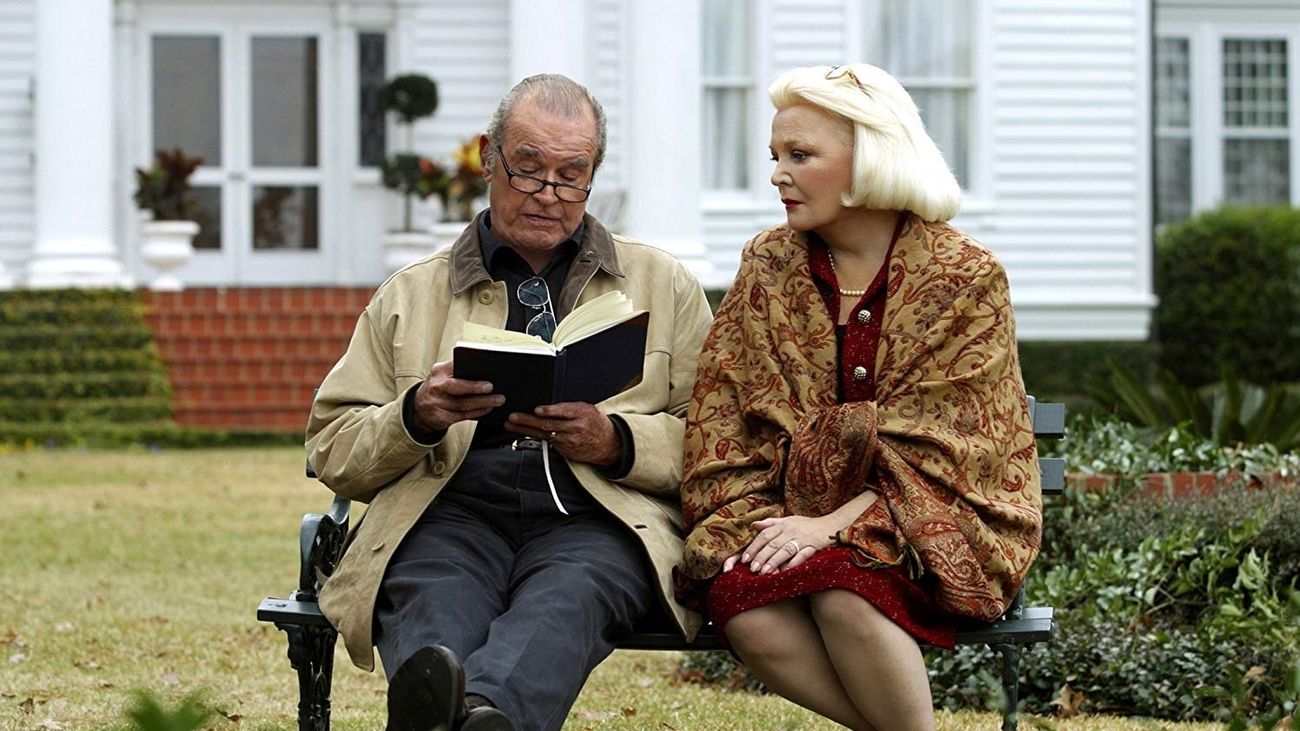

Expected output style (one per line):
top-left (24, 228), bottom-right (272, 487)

top-left (453, 290), bottom-right (650, 421)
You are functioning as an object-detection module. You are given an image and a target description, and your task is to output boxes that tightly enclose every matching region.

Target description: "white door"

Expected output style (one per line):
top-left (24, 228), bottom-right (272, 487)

top-left (136, 10), bottom-right (337, 284)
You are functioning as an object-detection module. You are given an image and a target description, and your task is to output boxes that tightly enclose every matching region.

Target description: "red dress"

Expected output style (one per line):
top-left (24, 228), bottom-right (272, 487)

top-left (705, 222), bottom-right (956, 650)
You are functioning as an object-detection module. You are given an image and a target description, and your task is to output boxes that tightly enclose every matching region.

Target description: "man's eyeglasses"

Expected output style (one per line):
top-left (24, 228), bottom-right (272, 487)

top-left (825, 65), bottom-right (872, 100)
top-left (518, 276), bottom-right (557, 342)
top-left (495, 145), bottom-right (592, 203)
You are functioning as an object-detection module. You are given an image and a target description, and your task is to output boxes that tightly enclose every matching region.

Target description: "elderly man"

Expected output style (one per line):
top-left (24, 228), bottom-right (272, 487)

top-left (306, 74), bottom-right (711, 731)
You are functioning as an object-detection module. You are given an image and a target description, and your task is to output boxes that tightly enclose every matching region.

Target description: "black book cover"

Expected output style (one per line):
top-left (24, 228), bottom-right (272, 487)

top-left (452, 311), bottom-right (649, 421)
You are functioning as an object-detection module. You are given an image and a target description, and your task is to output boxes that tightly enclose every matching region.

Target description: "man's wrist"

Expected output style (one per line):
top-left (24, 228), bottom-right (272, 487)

top-left (595, 414), bottom-right (635, 478)
top-left (402, 383), bottom-right (444, 445)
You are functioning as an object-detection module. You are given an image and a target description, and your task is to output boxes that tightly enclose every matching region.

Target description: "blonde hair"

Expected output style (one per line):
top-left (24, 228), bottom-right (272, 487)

top-left (768, 64), bottom-right (961, 222)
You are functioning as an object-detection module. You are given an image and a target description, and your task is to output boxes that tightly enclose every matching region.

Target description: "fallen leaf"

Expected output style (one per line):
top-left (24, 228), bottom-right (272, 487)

top-left (0, 628), bottom-right (18, 645)
top-left (1049, 682), bottom-right (1084, 718)
top-left (53, 622), bottom-right (75, 633)
top-left (571, 710), bottom-right (619, 722)
top-left (161, 672), bottom-right (180, 686)
top-left (36, 719), bottom-right (64, 730)
top-left (1244, 665), bottom-right (1266, 682)
top-left (19, 697), bottom-right (34, 714)
top-left (9, 652), bottom-right (27, 664)
top-left (97, 682), bottom-right (115, 689)
top-left (620, 707), bottom-right (637, 717)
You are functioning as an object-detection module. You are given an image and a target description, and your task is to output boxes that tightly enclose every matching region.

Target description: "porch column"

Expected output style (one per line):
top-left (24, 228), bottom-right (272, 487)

top-left (26, 0), bottom-right (128, 288)
top-left (623, 0), bottom-right (714, 282)
top-left (509, 0), bottom-right (587, 84)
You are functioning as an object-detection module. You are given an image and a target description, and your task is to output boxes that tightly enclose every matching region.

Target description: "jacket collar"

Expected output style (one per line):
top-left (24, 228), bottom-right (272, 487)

top-left (449, 210), bottom-right (624, 296)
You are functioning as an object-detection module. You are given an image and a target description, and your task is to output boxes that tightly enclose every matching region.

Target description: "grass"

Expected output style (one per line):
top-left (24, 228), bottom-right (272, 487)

top-left (0, 447), bottom-right (1229, 730)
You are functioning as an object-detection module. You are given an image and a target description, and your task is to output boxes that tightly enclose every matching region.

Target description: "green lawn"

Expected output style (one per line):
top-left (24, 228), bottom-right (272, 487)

top-left (0, 447), bottom-right (1227, 730)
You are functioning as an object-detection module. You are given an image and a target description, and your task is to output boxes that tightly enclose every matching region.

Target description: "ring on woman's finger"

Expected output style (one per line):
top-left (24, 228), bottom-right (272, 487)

top-left (783, 540), bottom-right (800, 554)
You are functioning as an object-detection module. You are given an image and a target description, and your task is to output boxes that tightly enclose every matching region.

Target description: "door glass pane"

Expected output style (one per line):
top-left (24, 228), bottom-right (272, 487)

top-left (152, 36), bottom-right (221, 164)
top-left (191, 186), bottom-right (222, 250)
top-left (1155, 137), bottom-right (1192, 226)
top-left (1224, 138), bottom-right (1289, 205)
top-left (358, 32), bottom-right (387, 168)
top-left (252, 185), bottom-right (318, 250)
top-left (251, 36), bottom-right (319, 167)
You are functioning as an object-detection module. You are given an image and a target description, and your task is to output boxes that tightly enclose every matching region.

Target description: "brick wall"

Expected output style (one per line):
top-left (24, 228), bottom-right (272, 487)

top-left (142, 287), bottom-right (374, 431)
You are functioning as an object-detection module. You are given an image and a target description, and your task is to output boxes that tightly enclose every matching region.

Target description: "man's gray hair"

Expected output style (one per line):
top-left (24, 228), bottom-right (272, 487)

top-left (485, 74), bottom-right (607, 172)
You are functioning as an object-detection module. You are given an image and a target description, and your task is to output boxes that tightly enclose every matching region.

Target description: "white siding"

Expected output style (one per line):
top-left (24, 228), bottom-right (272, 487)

top-left (974, 0), bottom-right (1153, 339)
top-left (587, 0), bottom-right (627, 191)
top-left (0, 0), bottom-right (33, 277)
top-left (406, 0), bottom-right (510, 225)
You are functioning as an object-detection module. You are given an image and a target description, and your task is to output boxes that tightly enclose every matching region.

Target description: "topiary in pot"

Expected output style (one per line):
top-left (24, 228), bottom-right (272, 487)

top-left (378, 73), bottom-right (440, 233)
top-left (133, 148), bottom-right (205, 290)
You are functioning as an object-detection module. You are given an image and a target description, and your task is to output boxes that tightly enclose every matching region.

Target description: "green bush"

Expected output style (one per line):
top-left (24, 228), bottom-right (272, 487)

top-left (1018, 341), bottom-right (1152, 412)
top-left (1087, 361), bottom-right (1300, 451)
top-left (1047, 415), bottom-right (1300, 487)
top-left (0, 288), bottom-right (175, 445)
top-left (1154, 206), bottom-right (1300, 387)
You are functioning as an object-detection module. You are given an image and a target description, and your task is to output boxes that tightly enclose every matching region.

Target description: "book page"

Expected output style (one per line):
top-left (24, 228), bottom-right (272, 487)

top-left (459, 321), bottom-right (556, 354)
top-left (553, 291), bottom-right (637, 346)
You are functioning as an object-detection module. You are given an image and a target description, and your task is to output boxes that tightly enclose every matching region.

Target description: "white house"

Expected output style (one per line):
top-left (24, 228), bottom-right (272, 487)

top-left (2, 0), bottom-right (1284, 343)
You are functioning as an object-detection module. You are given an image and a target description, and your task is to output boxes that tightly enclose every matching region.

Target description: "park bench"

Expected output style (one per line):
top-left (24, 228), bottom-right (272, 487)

top-left (258, 397), bottom-right (1065, 731)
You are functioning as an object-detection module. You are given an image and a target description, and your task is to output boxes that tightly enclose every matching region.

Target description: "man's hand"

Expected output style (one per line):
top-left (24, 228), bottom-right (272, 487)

top-left (506, 402), bottom-right (621, 466)
top-left (412, 361), bottom-right (505, 433)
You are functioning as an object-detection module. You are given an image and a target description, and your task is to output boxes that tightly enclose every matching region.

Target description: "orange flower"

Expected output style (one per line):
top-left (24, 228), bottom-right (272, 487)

top-left (453, 139), bottom-right (482, 176)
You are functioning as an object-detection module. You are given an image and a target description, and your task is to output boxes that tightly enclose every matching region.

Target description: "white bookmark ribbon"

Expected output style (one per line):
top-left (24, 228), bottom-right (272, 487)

top-left (541, 440), bottom-right (569, 515)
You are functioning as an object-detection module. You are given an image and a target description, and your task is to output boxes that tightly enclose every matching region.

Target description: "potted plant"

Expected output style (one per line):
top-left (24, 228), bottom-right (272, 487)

top-left (378, 73), bottom-right (441, 271)
top-left (133, 148), bottom-right (203, 291)
top-left (441, 137), bottom-right (488, 222)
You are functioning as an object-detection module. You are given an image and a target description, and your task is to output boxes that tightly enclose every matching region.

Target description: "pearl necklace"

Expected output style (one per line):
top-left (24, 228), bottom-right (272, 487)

top-left (827, 253), bottom-right (867, 297)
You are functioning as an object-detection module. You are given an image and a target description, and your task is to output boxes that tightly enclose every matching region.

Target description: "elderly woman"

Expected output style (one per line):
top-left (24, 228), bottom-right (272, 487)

top-left (677, 64), bottom-right (1043, 730)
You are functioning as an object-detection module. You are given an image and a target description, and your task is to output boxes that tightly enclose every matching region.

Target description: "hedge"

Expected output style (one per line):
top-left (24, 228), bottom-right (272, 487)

top-left (0, 288), bottom-right (175, 446)
top-left (1154, 205), bottom-right (1300, 387)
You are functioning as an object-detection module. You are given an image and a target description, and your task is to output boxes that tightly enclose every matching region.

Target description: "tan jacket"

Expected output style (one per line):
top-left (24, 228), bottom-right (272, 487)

top-left (307, 213), bottom-right (712, 670)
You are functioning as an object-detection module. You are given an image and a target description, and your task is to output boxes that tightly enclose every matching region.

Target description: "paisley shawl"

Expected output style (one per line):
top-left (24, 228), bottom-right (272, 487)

top-left (678, 216), bottom-right (1042, 621)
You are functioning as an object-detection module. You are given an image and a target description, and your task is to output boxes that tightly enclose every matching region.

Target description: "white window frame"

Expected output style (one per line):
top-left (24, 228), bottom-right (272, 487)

top-left (1165, 21), bottom-right (1300, 216)
top-left (701, 0), bottom-right (760, 197)
top-left (1155, 33), bottom-right (1194, 226)
top-left (847, 0), bottom-right (991, 209)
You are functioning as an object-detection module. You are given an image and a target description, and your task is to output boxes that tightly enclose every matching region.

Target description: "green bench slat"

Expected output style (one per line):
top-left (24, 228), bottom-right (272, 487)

top-left (1040, 457), bottom-right (1065, 496)
top-left (1031, 401), bottom-right (1066, 439)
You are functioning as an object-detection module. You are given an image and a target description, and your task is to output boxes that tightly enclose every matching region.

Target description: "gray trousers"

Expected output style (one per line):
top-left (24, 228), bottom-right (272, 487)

top-left (373, 447), bottom-right (654, 731)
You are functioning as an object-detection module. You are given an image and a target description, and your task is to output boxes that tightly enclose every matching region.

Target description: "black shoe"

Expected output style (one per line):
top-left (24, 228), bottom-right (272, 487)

top-left (386, 645), bottom-right (466, 731)
top-left (457, 705), bottom-right (513, 731)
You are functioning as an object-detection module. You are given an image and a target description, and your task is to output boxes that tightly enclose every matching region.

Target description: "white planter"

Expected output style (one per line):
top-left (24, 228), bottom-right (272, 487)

top-left (382, 230), bottom-right (437, 273)
top-left (139, 219), bottom-right (199, 291)
top-left (383, 223), bottom-right (468, 273)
